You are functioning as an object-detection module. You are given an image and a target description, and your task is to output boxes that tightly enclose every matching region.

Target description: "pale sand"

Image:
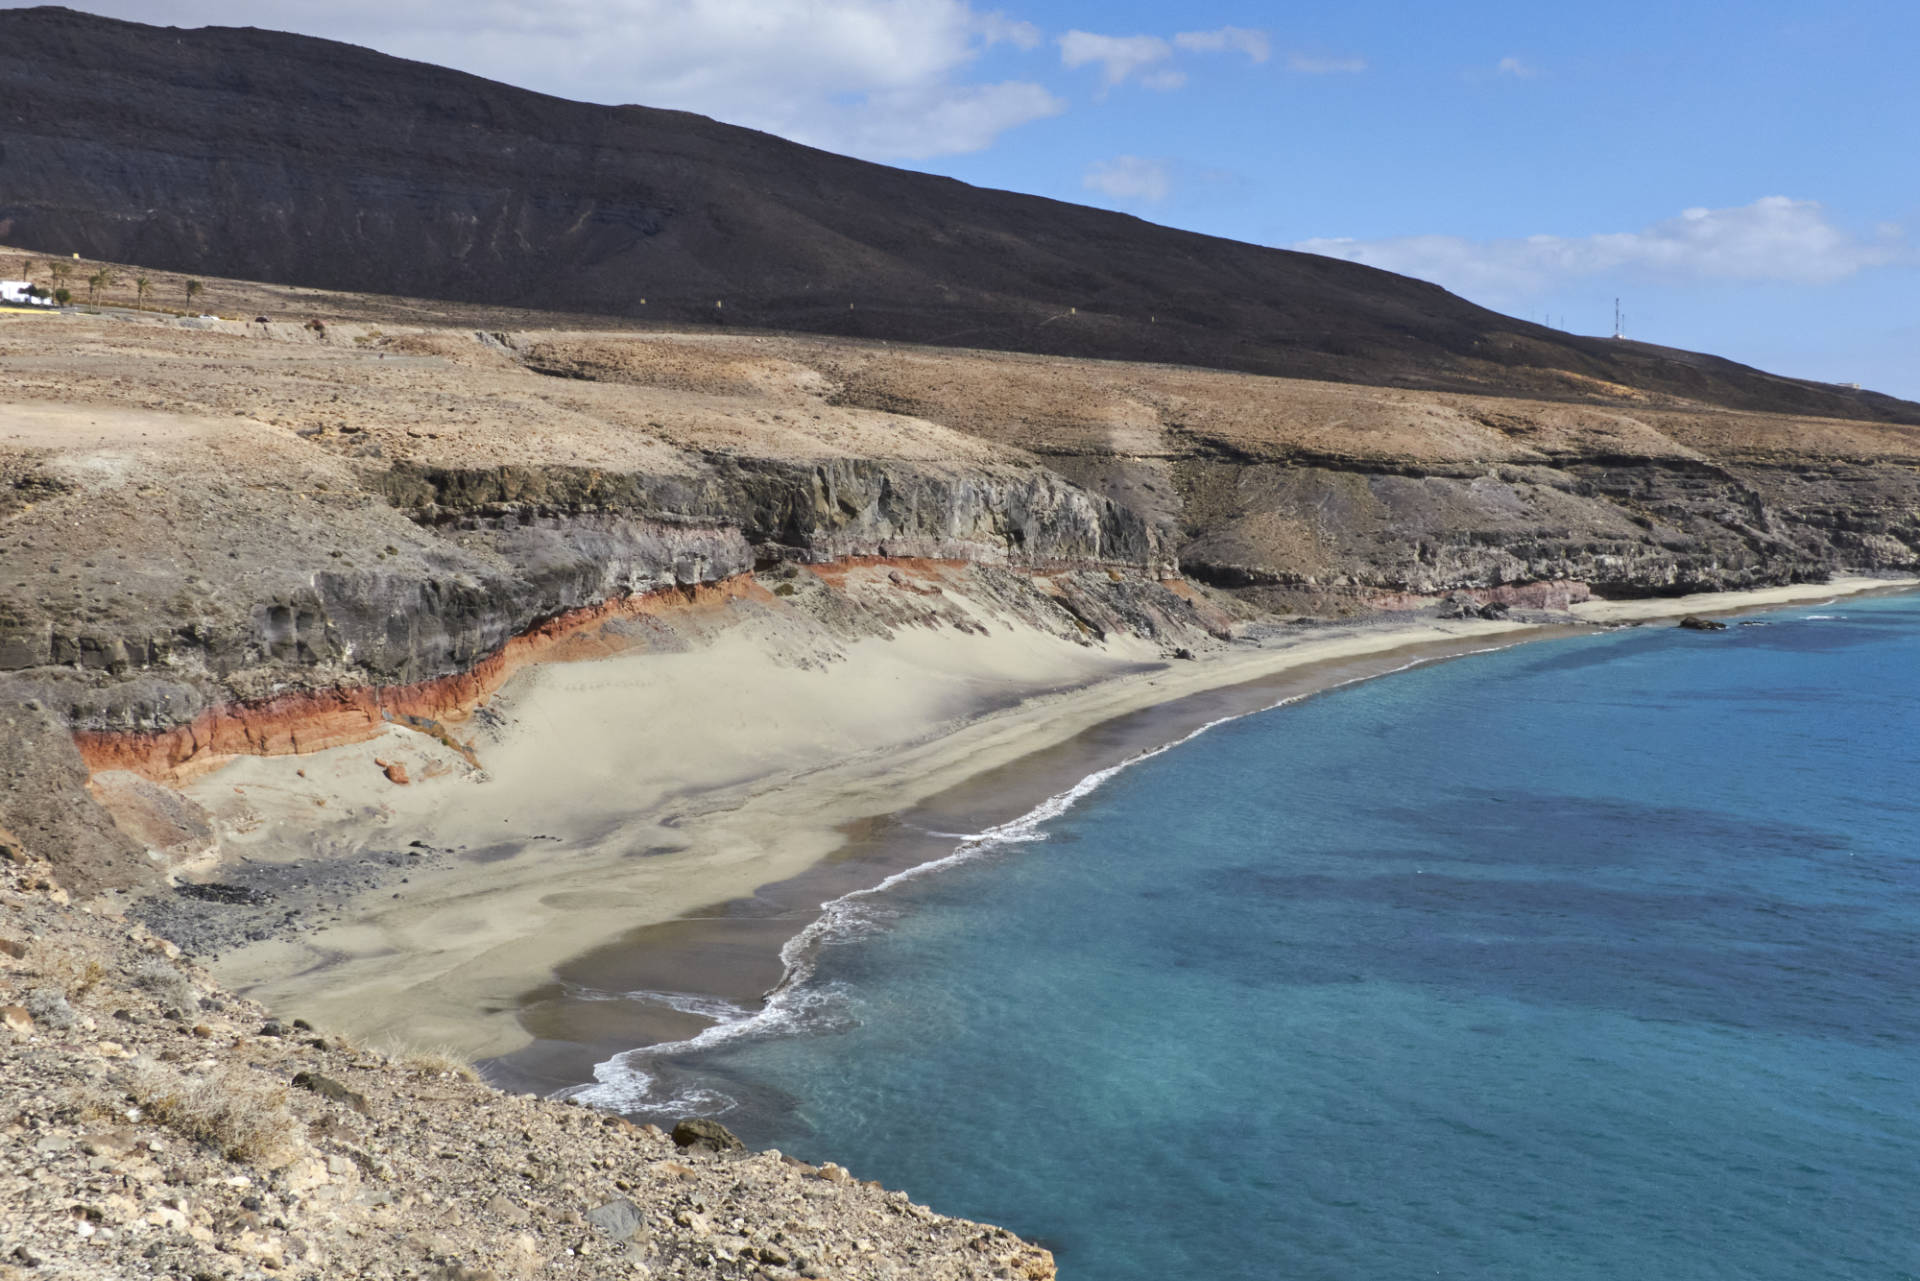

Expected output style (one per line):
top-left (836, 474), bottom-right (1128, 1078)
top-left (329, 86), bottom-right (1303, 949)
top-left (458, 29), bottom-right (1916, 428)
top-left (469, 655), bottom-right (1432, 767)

top-left (1569, 573), bottom-right (1920, 622)
top-left (189, 572), bottom-right (1917, 1060)
top-left (187, 610), bottom-right (1528, 1059)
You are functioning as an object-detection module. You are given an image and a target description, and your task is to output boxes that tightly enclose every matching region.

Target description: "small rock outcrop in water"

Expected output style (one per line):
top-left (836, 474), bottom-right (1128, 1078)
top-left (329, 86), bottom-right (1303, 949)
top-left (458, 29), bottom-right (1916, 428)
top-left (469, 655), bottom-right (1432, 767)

top-left (1677, 615), bottom-right (1730, 631)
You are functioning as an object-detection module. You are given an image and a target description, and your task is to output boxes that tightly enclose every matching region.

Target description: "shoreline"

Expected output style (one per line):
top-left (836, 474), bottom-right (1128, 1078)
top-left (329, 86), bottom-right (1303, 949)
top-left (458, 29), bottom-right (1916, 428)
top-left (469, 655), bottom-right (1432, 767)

top-left (1568, 575), bottom-right (1920, 621)
top-left (171, 573), bottom-right (1913, 1072)
top-left (182, 607), bottom-right (1530, 1060)
top-left (501, 628), bottom-right (1557, 1111)
top-left (488, 572), bottom-right (1920, 1107)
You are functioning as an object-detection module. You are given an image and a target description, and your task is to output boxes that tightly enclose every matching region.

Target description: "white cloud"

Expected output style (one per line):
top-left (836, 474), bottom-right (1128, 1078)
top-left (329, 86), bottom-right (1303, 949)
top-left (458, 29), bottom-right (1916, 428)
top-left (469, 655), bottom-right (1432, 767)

top-left (1495, 55), bottom-right (1539, 78)
top-left (1286, 53), bottom-right (1367, 74)
top-left (1084, 155), bottom-right (1172, 204)
top-left (45, 0), bottom-right (1061, 159)
top-left (1058, 31), bottom-right (1174, 88)
top-left (974, 12), bottom-right (1043, 51)
top-left (824, 80), bottom-right (1066, 157)
top-left (1173, 27), bottom-right (1271, 62)
top-left (1058, 24), bottom-right (1268, 91)
top-left (1293, 197), bottom-right (1912, 299)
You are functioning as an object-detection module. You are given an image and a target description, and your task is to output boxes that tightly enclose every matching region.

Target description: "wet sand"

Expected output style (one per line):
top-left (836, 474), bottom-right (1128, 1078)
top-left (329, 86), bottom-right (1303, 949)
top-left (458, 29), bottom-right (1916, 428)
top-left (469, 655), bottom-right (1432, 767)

top-left (190, 610), bottom-right (1532, 1060)
top-left (485, 624), bottom-right (1584, 1099)
top-left (188, 574), bottom-right (1916, 1074)
top-left (488, 574), bottom-right (1920, 1104)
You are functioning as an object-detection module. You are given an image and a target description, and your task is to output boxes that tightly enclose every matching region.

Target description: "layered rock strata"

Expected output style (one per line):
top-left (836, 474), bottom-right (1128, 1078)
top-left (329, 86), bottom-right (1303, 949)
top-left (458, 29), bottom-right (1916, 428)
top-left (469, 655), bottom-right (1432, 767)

top-left (1168, 455), bottom-right (1920, 613)
top-left (0, 442), bottom-right (1196, 743)
top-left (6, 311), bottom-right (1920, 794)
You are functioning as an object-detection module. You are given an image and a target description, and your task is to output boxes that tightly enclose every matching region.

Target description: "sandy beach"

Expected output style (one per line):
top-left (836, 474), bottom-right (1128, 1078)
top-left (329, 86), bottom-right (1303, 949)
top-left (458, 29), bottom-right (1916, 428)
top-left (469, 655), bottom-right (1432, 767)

top-left (177, 572), bottom-right (1916, 1064)
top-left (1569, 574), bottom-right (1920, 622)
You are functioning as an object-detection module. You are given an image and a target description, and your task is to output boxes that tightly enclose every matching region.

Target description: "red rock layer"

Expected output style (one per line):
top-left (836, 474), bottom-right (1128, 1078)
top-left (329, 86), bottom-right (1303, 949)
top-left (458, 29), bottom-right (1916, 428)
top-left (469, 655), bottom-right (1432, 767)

top-left (74, 576), bottom-right (763, 782)
top-left (798, 555), bottom-right (967, 586)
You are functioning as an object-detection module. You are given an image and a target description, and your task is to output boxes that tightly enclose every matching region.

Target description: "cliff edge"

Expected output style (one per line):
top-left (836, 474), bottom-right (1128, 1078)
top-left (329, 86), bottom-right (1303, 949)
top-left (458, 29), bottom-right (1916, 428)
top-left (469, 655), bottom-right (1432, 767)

top-left (0, 845), bottom-right (1055, 1280)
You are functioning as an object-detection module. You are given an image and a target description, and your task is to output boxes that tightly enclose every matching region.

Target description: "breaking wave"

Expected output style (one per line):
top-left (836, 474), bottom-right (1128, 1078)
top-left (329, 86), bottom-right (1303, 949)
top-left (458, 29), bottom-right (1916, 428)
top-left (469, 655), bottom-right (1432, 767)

top-left (559, 644), bottom-right (1515, 1116)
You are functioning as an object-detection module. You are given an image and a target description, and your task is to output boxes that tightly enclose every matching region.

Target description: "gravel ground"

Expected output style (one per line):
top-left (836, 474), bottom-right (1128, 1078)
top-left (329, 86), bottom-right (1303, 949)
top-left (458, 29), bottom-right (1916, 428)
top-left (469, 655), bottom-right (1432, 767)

top-left (128, 844), bottom-right (450, 962)
top-left (0, 843), bottom-right (1056, 1281)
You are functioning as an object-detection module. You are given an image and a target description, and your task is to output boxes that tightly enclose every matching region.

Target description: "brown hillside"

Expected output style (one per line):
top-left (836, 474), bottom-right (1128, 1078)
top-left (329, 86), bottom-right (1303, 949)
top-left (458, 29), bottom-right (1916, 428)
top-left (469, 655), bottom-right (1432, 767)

top-left (0, 5), bottom-right (1914, 423)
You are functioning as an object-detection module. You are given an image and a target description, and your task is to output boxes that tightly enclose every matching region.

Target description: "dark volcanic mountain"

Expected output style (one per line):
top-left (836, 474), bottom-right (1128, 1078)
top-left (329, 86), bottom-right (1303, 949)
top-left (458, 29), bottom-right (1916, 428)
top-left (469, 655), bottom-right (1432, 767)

top-left (1, 5), bottom-right (1911, 422)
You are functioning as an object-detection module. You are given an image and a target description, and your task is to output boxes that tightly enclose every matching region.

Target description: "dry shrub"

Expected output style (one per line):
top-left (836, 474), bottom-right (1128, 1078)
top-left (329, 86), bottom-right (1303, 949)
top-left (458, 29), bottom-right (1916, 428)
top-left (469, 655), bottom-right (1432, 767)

top-left (26, 987), bottom-right (75, 1030)
top-left (121, 1058), bottom-right (300, 1165)
top-left (375, 1037), bottom-right (481, 1082)
top-left (130, 958), bottom-right (195, 1014)
top-left (34, 941), bottom-right (106, 999)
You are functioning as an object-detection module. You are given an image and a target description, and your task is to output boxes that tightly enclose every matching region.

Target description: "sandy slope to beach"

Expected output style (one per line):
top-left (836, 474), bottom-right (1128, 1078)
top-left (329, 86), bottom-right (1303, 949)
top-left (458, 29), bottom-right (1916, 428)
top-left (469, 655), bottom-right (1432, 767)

top-left (172, 573), bottom-right (1914, 1061)
top-left (1570, 574), bottom-right (1920, 621)
top-left (182, 606), bottom-right (1526, 1059)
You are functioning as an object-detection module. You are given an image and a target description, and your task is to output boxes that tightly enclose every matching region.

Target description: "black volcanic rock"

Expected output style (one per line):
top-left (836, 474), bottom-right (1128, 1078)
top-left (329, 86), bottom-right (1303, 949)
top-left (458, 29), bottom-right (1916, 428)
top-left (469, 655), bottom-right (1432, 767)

top-left (0, 5), bottom-right (1914, 424)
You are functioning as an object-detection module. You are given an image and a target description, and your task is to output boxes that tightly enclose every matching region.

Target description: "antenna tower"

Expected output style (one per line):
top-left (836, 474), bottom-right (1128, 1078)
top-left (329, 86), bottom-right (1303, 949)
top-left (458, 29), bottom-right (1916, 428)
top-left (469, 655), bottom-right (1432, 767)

top-left (1612, 298), bottom-right (1624, 340)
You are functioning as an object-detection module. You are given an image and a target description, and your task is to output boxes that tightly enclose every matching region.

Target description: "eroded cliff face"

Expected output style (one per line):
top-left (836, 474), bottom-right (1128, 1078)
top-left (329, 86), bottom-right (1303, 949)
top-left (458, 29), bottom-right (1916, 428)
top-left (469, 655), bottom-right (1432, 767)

top-left (795, 342), bottom-right (1920, 614)
top-left (1166, 455), bottom-right (1920, 611)
top-left (4, 309), bottom-right (1919, 760)
top-left (0, 445), bottom-right (1195, 744)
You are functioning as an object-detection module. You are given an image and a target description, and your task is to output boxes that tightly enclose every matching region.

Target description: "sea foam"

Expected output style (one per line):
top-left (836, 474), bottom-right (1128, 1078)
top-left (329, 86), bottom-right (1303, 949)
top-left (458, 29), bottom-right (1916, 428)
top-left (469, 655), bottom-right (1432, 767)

top-left (561, 645), bottom-right (1512, 1115)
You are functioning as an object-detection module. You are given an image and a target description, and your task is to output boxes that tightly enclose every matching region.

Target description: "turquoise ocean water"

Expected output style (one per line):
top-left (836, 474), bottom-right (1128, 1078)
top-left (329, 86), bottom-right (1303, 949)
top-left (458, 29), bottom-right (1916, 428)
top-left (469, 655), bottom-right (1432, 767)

top-left (587, 596), bottom-right (1920, 1279)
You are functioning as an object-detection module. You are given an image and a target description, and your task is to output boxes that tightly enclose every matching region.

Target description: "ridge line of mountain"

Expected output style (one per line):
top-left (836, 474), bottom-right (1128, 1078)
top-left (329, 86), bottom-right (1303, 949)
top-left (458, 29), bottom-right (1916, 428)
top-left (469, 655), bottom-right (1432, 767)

top-left (2, 5), bottom-right (1913, 421)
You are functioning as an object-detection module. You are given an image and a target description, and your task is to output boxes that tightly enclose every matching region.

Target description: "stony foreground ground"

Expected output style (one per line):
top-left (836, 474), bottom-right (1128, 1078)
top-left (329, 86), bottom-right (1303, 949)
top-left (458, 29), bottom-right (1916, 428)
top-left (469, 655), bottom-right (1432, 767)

top-left (0, 841), bottom-right (1054, 1281)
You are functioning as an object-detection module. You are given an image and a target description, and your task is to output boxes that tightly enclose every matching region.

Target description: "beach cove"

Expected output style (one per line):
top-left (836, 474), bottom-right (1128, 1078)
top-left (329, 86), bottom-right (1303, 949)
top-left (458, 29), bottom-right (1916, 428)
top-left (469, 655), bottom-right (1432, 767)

top-left (7, 16), bottom-right (1920, 1275)
top-left (624, 586), bottom-right (1920, 1280)
top-left (162, 573), bottom-right (1913, 1073)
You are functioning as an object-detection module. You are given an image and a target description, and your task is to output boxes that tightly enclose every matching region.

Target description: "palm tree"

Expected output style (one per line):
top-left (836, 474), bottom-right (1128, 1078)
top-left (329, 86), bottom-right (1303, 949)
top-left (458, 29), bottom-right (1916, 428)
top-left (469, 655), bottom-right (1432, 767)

top-left (19, 259), bottom-right (33, 283)
top-left (48, 261), bottom-right (70, 293)
top-left (97, 266), bottom-right (117, 300)
top-left (135, 276), bottom-right (151, 308)
top-left (185, 279), bottom-right (204, 310)
top-left (86, 270), bottom-right (105, 303)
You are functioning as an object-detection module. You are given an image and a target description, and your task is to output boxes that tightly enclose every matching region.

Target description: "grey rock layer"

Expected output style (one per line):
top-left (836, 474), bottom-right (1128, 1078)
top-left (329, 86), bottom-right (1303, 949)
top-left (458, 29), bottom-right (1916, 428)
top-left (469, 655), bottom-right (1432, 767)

top-left (1167, 455), bottom-right (1920, 609)
top-left (0, 452), bottom-right (1191, 736)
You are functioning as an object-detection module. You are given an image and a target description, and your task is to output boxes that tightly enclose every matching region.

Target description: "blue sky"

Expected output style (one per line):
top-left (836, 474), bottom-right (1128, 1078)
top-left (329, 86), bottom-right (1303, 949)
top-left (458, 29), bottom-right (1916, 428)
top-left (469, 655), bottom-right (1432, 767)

top-left (28, 0), bottom-right (1919, 398)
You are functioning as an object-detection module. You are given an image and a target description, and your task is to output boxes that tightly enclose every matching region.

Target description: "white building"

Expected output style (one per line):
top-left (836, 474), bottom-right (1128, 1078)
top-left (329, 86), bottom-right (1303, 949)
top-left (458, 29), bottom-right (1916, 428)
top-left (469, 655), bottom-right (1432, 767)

top-left (0, 280), bottom-right (53, 307)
